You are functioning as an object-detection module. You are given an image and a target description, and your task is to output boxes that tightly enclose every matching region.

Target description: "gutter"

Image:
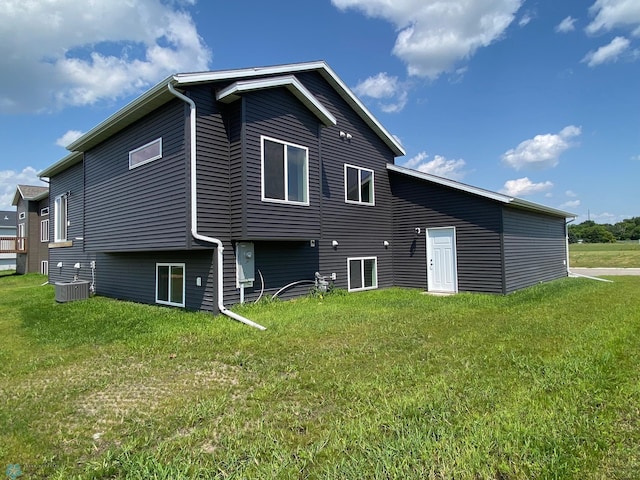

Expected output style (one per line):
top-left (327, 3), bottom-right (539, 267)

top-left (167, 82), bottom-right (266, 331)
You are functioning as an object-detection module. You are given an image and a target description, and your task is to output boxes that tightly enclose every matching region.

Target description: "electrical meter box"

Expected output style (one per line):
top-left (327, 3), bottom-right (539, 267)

top-left (236, 242), bottom-right (255, 287)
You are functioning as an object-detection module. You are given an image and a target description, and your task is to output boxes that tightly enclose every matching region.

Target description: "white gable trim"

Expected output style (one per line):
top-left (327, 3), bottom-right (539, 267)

top-left (216, 75), bottom-right (337, 127)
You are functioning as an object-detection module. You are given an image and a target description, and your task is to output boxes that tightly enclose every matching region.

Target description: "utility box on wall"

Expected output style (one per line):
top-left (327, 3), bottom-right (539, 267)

top-left (236, 242), bottom-right (255, 287)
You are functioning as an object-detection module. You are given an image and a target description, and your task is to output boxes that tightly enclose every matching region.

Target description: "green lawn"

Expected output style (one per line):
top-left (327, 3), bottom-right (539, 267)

top-left (2, 273), bottom-right (640, 479)
top-left (569, 242), bottom-right (640, 268)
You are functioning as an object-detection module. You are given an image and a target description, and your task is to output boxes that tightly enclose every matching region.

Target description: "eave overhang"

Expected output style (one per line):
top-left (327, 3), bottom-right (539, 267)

top-left (60, 60), bottom-right (404, 157)
top-left (38, 151), bottom-right (84, 179)
top-left (387, 163), bottom-right (575, 218)
top-left (216, 75), bottom-right (337, 127)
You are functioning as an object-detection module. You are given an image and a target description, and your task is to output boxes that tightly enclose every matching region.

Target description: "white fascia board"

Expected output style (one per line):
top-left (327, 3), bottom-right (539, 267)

top-left (387, 164), bottom-right (511, 203)
top-left (317, 63), bottom-right (406, 157)
top-left (509, 198), bottom-right (576, 218)
top-left (216, 75), bottom-right (337, 127)
top-left (387, 164), bottom-right (575, 218)
top-left (177, 61), bottom-right (406, 157)
top-left (66, 75), bottom-right (175, 152)
top-left (39, 151), bottom-right (84, 179)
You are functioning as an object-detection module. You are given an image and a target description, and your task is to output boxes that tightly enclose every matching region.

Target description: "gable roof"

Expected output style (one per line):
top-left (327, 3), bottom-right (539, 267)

top-left (57, 61), bottom-right (404, 158)
top-left (0, 210), bottom-right (16, 227)
top-left (11, 185), bottom-right (49, 206)
top-left (387, 164), bottom-right (575, 219)
top-left (216, 75), bottom-right (337, 127)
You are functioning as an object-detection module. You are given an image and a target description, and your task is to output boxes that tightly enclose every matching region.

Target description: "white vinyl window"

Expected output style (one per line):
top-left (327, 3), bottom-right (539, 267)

top-left (261, 136), bottom-right (309, 205)
top-left (347, 257), bottom-right (378, 292)
top-left (41, 207), bottom-right (49, 216)
top-left (129, 138), bottom-right (162, 169)
top-left (41, 261), bottom-right (49, 275)
top-left (345, 164), bottom-right (375, 205)
top-left (156, 263), bottom-right (185, 307)
top-left (17, 223), bottom-right (25, 251)
top-left (54, 194), bottom-right (67, 242)
top-left (41, 219), bottom-right (49, 242)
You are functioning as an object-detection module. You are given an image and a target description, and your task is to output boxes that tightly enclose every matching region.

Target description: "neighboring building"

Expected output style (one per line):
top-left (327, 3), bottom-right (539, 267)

top-left (39, 61), bottom-right (573, 321)
top-left (0, 211), bottom-right (17, 271)
top-left (10, 185), bottom-right (50, 275)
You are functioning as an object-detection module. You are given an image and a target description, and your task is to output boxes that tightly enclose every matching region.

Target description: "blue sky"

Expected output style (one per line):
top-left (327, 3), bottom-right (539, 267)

top-left (0, 0), bottom-right (638, 223)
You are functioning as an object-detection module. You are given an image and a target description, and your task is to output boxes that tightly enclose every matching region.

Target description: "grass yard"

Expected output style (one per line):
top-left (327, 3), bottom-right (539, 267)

top-left (569, 242), bottom-right (640, 268)
top-left (1, 273), bottom-right (640, 479)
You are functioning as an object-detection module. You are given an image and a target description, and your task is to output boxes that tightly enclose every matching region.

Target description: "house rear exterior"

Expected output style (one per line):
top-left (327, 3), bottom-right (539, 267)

top-left (39, 61), bottom-right (573, 319)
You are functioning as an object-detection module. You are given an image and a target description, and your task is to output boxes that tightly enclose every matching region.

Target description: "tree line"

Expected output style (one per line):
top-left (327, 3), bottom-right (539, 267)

top-left (568, 217), bottom-right (640, 243)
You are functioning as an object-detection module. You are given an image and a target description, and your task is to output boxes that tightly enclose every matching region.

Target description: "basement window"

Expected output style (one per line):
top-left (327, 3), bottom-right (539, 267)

top-left (129, 138), bottom-right (162, 169)
top-left (347, 257), bottom-right (378, 292)
top-left (156, 263), bottom-right (185, 307)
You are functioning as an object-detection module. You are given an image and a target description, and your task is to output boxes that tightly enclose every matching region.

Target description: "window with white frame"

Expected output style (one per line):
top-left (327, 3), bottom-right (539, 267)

top-left (156, 263), bottom-right (185, 307)
top-left (17, 223), bottom-right (25, 251)
top-left (129, 138), bottom-right (162, 169)
top-left (41, 219), bottom-right (49, 242)
top-left (54, 194), bottom-right (67, 242)
top-left (18, 212), bottom-right (25, 220)
top-left (261, 136), bottom-right (309, 205)
top-left (41, 261), bottom-right (48, 275)
top-left (41, 207), bottom-right (49, 216)
top-left (345, 164), bottom-right (375, 205)
top-left (347, 257), bottom-right (378, 292)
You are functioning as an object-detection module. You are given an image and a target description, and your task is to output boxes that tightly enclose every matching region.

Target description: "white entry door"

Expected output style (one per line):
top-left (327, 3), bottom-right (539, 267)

top-left (427, 227), bottom-right (458, 293)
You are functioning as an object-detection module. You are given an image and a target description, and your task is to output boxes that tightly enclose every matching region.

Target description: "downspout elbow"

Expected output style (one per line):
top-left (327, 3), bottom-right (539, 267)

top-left (167, 82), bottom-right (266, 331)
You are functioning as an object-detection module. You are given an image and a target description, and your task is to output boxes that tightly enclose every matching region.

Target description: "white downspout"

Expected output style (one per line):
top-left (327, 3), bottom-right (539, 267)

top-left (167, 82), bottom-right (266, 331)
top-left (565, 217), bottom-right (575, 275)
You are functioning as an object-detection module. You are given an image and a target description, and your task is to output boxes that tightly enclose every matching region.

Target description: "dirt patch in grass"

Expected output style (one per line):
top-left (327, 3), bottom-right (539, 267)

top-left (76, 360), bottom-right (240, 427)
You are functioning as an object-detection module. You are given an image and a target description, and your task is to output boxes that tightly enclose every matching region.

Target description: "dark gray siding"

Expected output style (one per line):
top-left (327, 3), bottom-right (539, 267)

top-left (189, 85), bottom-right (233, 245)
top-left (84, 99), bottom-right (188, 252)
top-left (95, 250), bottom-right (217, 311)
top-left (297, 71), bottom-right (396, 291)
top-left (48, 161), bottom-right (95, 284)
top-left (241, 88), bottom-right (322, 240)
top-left (234, 241), bottom-right (320, 303)
top-left (502, 208), bottom-right (568, 293)
top-left (390, 173), bottom-right (504, 294)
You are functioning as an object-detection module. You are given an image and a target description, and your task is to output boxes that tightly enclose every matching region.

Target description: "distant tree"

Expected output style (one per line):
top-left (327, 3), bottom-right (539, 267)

top-left (581, 224), bottom-right (616, 243)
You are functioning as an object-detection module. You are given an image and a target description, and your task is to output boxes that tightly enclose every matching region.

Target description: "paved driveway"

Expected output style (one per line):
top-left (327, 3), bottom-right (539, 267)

top-left (570, 267), bottom-right (640, 276)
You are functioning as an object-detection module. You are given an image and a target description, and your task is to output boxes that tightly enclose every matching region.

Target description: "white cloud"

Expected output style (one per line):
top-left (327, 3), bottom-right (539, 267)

top-left (55, 130), bottom-right (84, 148)
top-left (332, 0), bottom-right (523, 80)
top-left (586, 0), bottom-right (640, 36)
top-left (500, 177), bottom-right (553, 197)
top-left (560, 199), bottom-right (581, 209)
top-left (0, 0), bottom-right (211, 113)
top-left (403, 151), bottom-right (467, 180)
top-left (565, 190), bottom-right (578, 197)
top-left (582, 36), bottom-right (631, 66)
top-left (0, 167), bottom-right (47, 210)
top-left (353, 73), bottom-right (409, 113)
top-left (632, 154), bottom-right (640, 161)
top-left (502, 125), bottom-right (581, 170)
top-left (556, 16), bottom-right (577, 33)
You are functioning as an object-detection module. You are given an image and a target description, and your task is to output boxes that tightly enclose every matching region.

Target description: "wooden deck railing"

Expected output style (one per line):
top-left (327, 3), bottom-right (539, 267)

top-left (0, 237), bottom-right (27, 253)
